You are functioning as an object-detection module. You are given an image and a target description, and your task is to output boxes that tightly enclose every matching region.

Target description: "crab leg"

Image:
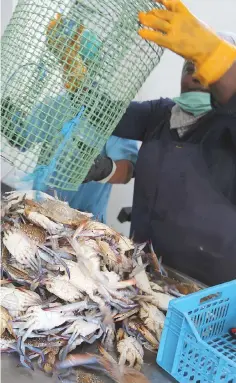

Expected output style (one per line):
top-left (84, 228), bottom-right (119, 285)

top-left (59, 328), bottom-right (82, 359)
top-left (56, 354), bottom-right (101, 370)
top-left (40, 245), bottom-right (71, 278)
top-left (19, 321), bottom-right (38, 353)
top-left (19, 354), bottom-right (34, 370)
top-left (37, 325), bottom-right (69, 336)
top-left (16, 338), bottom-right (40, 370)
top-left (132, 243), bottom-right (147, 259)
top-left (44, 301), bottom-right (96, 313)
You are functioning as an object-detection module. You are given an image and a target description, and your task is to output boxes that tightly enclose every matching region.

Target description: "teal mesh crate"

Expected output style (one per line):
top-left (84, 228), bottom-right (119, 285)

top-left (157, 280), bottom-right (236, 383)
top-left (1, 0), bottom-right (163, 190)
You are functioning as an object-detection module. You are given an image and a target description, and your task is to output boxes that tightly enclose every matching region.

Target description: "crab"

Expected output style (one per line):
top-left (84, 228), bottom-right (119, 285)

top-left (124, 317), bottom-right (159, 352)
top-left (60, 317), bottom-right (103, 358)
top-left (139, 301), bottom-right (165, 342)
top-left (0, 286), bottom-right (42, 317)
top-left (60, 242), bottom-right (137, 311)
top-left (1, 245), bottom-right (32, 285)
top-left (80, 220), bottom-right (134, 256)
top-left (131, 253), bottom-right (174, 311)
top-left (3, 224), bottom-right (46, 271)
top-left (97, 239), bottom-right (133, 275)
top-left (116, 328), bottom-right (144, 370)
top-left (13, 304), bottom-right (79, 349)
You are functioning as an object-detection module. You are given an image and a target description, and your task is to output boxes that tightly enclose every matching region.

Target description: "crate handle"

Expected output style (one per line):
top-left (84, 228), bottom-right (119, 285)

top-left (199, 292), bottom-right (221, 304)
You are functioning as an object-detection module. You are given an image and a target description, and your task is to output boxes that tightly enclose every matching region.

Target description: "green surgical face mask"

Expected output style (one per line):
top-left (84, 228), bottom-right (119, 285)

top-left (173, 91), bottom-right (212, 117)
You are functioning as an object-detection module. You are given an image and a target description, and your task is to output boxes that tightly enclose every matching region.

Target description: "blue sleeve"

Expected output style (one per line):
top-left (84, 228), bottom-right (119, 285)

top-left (105, 136), bottom-right (139, 165)
top-left (113, 98), bottom-right (173, 141)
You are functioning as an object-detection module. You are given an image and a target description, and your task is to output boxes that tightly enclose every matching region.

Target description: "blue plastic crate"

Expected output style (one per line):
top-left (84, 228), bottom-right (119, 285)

top-left (157, 280), bottom-right (236, 383)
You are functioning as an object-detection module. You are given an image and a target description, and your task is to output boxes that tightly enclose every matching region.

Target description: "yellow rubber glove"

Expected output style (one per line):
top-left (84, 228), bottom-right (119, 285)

top-left (138, 0), bottom-right (236, 86)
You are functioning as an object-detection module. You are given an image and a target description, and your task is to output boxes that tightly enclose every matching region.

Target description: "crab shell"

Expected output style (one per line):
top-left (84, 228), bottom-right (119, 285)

top-left (25, 210), bottom-right (65, 234)
top-left (24, 199), bottom-right (91, 227)
top-left (62, 318), bottom-right (101, 338)
top-left (45, 276), bottom-right (84, 303)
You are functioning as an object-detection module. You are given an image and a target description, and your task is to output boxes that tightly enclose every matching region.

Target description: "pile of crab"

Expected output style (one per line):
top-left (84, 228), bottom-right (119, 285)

top-left (0, 191), bottom-right (200, 382)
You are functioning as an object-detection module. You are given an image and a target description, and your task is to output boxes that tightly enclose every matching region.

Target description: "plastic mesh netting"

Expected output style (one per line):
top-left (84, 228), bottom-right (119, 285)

top-left (1, 0), bottom-right (163, 190)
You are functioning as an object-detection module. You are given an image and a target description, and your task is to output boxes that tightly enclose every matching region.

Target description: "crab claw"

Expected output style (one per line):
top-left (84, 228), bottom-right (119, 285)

top-left (116, 278), bottom-right (136, 289)
top-left (113, 307), bottom-right (140, 322)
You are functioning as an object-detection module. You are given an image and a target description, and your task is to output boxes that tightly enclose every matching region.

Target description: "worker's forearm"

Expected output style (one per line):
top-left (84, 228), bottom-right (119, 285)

top-left (108, 160), bottom-right (134, 184)
top-left (210, 61), bottom-right (236, 105)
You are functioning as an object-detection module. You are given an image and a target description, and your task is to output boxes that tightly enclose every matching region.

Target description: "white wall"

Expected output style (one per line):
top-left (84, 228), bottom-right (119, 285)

top-left (1, 0), bottom-right (236, 235)
top-left (107, 0), bottom-right (236, 235)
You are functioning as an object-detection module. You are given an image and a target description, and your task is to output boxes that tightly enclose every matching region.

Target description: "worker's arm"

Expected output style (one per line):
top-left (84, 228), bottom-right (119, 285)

top-left (139, 0), bottom-right (236, 106)
top-left (108, 160), bottom-right (134, 184)
top-left (113, 101), bottom-right (154, 141)
top-left (113, 98), bottom-right (172, 140)
top-left (83, 136), bottom-right (139, 184)
top-left (83, 157), bottom-right (134, 184)
top-left (105, 136), bottom-right (138, 183)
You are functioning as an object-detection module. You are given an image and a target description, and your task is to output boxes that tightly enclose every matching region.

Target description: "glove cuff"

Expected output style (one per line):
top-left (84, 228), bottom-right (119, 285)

top-left (98, 161), bottom-right (117, 184)
top-left (195, 40), bottom-right (236, 86)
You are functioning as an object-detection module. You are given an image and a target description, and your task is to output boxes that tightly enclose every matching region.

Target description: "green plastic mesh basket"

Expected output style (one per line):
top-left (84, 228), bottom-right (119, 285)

top-left (1, 0), bottom-right (163, 191)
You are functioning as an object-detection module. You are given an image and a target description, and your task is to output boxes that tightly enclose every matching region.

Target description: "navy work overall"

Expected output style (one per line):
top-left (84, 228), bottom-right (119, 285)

top-left (115, 95), bottom-right (236, 285)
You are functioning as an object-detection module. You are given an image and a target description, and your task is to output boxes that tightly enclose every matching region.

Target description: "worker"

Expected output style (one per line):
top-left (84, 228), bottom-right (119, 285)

top-left (80, 0), bottom-right (236, 286)
top-left (45, 136), bottom-right (138, 223)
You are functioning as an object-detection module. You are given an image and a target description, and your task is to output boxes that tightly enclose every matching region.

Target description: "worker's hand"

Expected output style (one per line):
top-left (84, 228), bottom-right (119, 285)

top-left (138, 0), bottom-right (236, 85)
top-left (83, 155), bottom-right (117, 183)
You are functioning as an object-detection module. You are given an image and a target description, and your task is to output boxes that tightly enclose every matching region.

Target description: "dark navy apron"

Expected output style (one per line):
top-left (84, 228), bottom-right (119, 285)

top-left (131, 108), bottom-right (236, 286)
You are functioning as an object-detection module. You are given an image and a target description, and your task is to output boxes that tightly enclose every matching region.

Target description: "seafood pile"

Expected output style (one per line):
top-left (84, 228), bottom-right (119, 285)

top-left (1, 191), bottom-right (200, 382)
